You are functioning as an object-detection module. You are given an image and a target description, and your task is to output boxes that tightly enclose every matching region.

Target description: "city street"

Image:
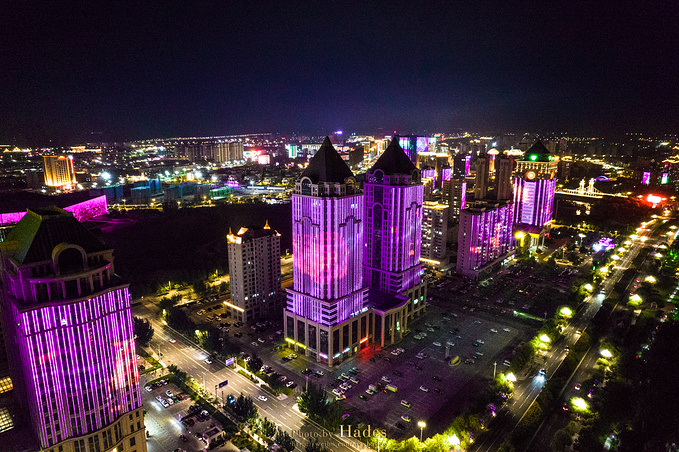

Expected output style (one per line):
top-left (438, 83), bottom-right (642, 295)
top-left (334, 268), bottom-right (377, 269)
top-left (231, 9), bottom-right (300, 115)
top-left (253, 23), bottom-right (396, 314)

top-left (134, 300), bottom-right (365, 452)
top-left (471, 220), bottom-right (656, 452)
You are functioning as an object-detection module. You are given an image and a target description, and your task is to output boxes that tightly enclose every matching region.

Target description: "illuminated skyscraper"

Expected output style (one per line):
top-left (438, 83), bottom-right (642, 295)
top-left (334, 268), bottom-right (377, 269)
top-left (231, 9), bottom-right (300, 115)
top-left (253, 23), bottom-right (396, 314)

top-left (363, 139), bottom-right (426, 344)
top-left (43, 155), bottom-right (76, 188)
top-left (0, 207), bottom-right (145, 452)
top-left (284, 138), bottom-right (369, 367)
top-left (227, 222), bottom-right (283, 322)
top-left (513, 140), bottom-right (558, 237)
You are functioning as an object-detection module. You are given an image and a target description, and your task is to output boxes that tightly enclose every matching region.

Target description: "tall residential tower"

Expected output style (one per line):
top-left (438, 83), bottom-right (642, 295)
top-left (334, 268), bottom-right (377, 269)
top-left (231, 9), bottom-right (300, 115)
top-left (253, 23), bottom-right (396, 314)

top-left (227, 222), bottom-right (283, 323)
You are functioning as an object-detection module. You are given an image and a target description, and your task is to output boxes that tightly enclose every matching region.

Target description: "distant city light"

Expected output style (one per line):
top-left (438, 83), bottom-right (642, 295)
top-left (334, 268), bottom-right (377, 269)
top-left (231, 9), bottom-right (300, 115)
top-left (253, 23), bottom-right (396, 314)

top-left (592, 237), bottom-right (615, 252)
top-left (101, 171), bottom-right (111, 180)
top-left (646, 194), bottom-right (663, 207)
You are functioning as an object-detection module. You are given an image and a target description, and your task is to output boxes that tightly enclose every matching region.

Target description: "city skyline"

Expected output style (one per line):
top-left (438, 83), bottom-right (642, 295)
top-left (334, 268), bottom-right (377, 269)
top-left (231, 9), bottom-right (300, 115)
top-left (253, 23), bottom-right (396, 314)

top-left (2, 3), bottom-right (679, 145)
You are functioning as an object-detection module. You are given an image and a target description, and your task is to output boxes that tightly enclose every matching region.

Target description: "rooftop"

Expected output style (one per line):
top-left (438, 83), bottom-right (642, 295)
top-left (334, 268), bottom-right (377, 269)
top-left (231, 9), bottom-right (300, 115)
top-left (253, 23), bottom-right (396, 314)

top-left (522, 140), bottom-right (554, 162)
top-left (1, 207), bottom-right (108, 265)
top-left (369, 138), bottom-right (417, 176)
top-left (300, 137), bottom-right (354, 184)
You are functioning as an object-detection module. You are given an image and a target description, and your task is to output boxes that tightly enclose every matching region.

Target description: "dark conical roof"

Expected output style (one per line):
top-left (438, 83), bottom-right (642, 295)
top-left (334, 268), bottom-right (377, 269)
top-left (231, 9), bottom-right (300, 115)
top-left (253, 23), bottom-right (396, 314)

top-left (523, 140), bottom-right (553, 161)
top-left (3, 207), bottom-right (107, 265)
top-left (300, 137), bottom-right (354, 183)
top-left (369, 137), bottom-right (417, 175)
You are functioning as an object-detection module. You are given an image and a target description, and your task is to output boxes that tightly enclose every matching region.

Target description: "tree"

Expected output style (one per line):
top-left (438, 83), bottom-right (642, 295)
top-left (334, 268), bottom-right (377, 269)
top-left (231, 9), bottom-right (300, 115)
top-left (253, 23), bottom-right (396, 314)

top-left (260, 417), bottom-right (276, 438)
top-left (275, 429), bottom-right (296, 452)
top-left (552, 428), bottom-right (573, 451)
top-left (234, 393), bottom-right (258, 421)
top-left (133, 317), bottom-right (154, 346)
top-left (166, 308), bottom-right (195, 333)
top-left (297, 382), bottom-right (330, 420)
top-left (304, 438), bottom-right (331, 452)
top-left (248, 354), bottom-right (263, 373)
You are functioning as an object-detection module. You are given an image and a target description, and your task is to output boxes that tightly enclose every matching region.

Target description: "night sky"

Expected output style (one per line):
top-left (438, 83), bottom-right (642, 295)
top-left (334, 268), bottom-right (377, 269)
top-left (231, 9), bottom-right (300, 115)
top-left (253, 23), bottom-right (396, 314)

top-left (2, 2), bottom-right (679, 144)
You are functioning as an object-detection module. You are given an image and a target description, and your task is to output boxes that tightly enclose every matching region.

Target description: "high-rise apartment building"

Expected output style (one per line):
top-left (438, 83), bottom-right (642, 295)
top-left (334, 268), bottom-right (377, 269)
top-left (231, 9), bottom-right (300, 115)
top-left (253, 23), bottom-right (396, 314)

top-left (43, 155), bottom-right (76, 188)
top-left (513, 141), bottom-right (558, 242)
top-left (227, 223), bottom-right (283, 322)
top-left (496, 154), bottom-right (514, 201)
top-left (284, 138), bottom-right (369, 367)
top-left (0, 207), bottom-right (145, 452)
top-left (421, 202), bottom-right (448, 261)
top-left (457, 201), bottom-right (514, 278)
top-left (442, 179), bottom-right (467, 223)
top-left (452, 153), bottom-right (471, 179)
top-left (363, 139), bottom-right (426, 345)
top-left (474, 153), bottom-right (489, 200)
top-left (214, 141), bottom-right (244, 163)
top-left (458, 145), bottom-right (516, 278)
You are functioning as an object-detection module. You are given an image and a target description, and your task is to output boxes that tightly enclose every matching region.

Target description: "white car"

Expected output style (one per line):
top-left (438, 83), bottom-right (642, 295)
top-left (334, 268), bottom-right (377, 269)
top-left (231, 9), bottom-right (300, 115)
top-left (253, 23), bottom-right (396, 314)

top-left (433, 341), bottom-right (442, 347)
top-left (166, 390), bottom-right (173, 397)
top-left (166, 398), bottom-right (174, 405)
top-left (503, 328), bottom-right (511, 332)
top-left (258, 395), bottom-right (267, 402)
top-left (161, 399), bottom-right (169, 408)
top-left (251, 342), bottom-right (259, 347)
top-left (490, 328), bottom-right (498, 333)
top-left (419, 386), bottom-right (429, 393)
top-left (144, 386), bottom-right (152, 392)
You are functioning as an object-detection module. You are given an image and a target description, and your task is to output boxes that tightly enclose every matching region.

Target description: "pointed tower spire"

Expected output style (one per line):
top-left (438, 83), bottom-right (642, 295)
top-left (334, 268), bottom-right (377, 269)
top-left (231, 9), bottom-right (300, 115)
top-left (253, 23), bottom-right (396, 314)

top-left (300, 136), bottom-right (353, 183)
top-left (264, 219), bottom-right (270, 229)
top-left (369, 137), bottom-right (416, 175)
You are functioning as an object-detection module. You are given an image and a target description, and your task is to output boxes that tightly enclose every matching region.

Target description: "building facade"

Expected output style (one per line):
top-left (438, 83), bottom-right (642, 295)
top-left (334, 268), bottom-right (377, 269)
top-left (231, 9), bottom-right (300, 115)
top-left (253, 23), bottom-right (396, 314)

top-left (442, 179), bottom-right (467, 223)
top-left (0, 207), bottom-right (145, 452)
top-left (43, 155), bottom-right (76, 188)
top-left (421, 202), bottom-right (448, 261)
top-left (363, 139), bottom-right (426, 346)
top-left (284, 138), bottom-right (370, 367)
top-left (227, 223), bottom-right (283, 322)
top-left (513, 141), bottom-right (558, 245)
top-left (457, 201), bottom-right (514, 278)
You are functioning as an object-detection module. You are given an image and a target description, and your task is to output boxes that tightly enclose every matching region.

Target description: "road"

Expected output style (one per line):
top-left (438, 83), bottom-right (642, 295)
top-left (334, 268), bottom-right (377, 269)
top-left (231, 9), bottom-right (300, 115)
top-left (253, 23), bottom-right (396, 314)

top-left (471, 221), bottom-right (656, 452)
top-left (134, 300), bottom-right (366, 452)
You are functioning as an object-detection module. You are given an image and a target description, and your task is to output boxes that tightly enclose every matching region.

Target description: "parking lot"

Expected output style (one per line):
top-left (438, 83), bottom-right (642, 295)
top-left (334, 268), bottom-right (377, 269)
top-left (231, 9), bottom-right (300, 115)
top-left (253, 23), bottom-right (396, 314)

top-left (143, 378), bottom-right (224, 452)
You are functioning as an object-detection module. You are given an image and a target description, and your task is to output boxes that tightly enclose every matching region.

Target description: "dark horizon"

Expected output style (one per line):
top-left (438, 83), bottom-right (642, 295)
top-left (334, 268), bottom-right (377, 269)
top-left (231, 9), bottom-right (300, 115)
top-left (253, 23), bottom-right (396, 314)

top-left (2, 2), bottom-right (679, 146)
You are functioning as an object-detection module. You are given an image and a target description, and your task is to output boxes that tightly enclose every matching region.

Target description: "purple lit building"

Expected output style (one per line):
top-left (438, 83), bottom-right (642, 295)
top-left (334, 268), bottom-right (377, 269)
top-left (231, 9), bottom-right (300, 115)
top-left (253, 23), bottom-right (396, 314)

top-left (363, 139), bottom-right (426, 346)
top-left (457, 201), bottom-right (515, 279)
top-left (285, 138), bottom-right (369, 366)
top-left (513, 140), bottom-right (558, 248)
top-left (0, 207), bottom-right (145, 451)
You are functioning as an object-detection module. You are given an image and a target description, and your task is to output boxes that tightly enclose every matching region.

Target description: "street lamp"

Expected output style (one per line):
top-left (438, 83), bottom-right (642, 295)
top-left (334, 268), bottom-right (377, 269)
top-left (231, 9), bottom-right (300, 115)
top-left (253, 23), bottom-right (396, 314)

top-left (417, 421), bottom-right (426, 442)
top-left (447, 434), bottom-right (460, 449)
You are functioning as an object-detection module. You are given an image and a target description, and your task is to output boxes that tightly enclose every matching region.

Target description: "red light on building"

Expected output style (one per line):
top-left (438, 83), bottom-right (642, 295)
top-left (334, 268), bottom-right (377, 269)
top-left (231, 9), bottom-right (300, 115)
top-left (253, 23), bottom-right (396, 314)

top-left (646, 194), bottom-right (663, 207)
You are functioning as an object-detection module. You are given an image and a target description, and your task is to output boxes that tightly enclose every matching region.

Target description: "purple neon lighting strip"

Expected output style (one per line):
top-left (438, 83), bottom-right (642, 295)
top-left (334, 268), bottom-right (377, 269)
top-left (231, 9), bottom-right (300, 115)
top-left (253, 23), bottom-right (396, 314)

top-left (16, 287), bottom-right (139, 447)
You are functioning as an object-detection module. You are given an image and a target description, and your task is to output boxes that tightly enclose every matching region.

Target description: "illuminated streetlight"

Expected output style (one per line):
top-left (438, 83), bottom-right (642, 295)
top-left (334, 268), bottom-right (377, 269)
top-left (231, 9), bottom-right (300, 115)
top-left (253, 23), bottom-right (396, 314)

top-left (600, 349), bottom-right (613, 358)
top-left (417, 421), bottom-right (426, 442)
top-left (539, 334), bottom-right (551, 343)
top-left (560, 307), bottom-right (573, 318)
top-left (447, 434), bottom-right (460, 448)
top-left (584, 284), bottom-right (593, 291)
top-left (610, 255), bottom-right (620, 261)
top-left (572, 397), bottom-right (588, 411)
top-left (645, 275), bottom-right (656, 283)
top-left (506, 372), bottom-right (517, 382)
